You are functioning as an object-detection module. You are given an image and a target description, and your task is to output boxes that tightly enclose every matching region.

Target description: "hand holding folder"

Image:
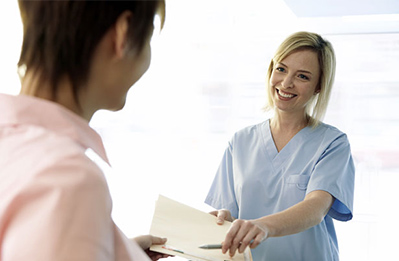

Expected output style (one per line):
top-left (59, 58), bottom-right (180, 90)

top-left (149, 195), bottom-right (252, 261)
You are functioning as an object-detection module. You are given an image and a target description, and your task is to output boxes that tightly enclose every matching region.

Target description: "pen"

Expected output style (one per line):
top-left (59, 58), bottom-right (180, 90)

top-left (162, 245), bottom-right (220, 261)
top-left (162, 245), bottom-right (184, 254)
top-left (198, 244), bottom-right (223, 249)
top-left (199, 240), bottom-right (254, 249)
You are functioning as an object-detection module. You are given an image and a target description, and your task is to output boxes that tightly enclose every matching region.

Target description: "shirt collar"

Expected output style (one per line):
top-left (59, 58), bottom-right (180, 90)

top-left (0, 94), bottom-right (110, 165)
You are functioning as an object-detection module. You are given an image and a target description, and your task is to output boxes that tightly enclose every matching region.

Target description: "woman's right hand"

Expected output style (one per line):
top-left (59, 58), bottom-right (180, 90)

top-left (210, 209), bottom-right (235, 225)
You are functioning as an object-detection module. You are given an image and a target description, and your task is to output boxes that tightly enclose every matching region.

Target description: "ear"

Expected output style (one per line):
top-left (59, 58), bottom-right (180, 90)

top-left (114, 11), bottom-right (132, 59)
top-left (314, 86), bottom-right (321, 95)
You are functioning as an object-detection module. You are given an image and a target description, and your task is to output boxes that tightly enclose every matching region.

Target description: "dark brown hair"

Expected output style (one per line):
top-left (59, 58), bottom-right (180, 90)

top-left (18, 0), bottom-right (165, 103)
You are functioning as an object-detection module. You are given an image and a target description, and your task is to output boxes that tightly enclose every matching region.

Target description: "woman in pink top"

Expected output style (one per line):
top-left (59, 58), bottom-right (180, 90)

top-left (0, 1), bottom-right (169, 260)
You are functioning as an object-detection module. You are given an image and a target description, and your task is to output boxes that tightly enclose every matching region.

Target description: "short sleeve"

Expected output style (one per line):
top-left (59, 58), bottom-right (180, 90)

top-left (205, 142), bottom-right (239, 218)
top-left (306, 134), bottom-right (355, 221)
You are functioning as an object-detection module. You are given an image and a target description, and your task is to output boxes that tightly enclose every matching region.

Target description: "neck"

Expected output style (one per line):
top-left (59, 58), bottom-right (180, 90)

top-left (19, 71), bottom-right (93, 121)
top-left (270, 111), bottom-right (308, 133)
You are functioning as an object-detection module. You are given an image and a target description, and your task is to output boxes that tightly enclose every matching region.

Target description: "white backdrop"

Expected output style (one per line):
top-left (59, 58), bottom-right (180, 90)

top-left (1, 1), bottom-right (399, 260)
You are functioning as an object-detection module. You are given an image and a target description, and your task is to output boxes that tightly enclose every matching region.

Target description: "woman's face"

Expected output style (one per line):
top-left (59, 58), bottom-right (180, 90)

top-left (270, 49), bottom-right (321, 116)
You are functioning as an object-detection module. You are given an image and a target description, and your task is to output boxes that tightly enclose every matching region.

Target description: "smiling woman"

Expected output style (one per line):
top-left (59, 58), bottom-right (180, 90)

top-left (270, 50), bottom-right (321, 122)
top-left (265, 31), bottom-right (336, 128)
top-left (205, 31), bottom-right (355, 261)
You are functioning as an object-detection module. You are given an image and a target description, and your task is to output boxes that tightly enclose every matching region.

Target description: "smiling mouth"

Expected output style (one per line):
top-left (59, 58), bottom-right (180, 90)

top-left (277, 88), bottom-right (296, 99)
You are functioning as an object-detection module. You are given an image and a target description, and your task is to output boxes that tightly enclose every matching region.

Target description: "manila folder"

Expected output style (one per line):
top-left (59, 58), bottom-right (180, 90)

top-left (149, 195), bottom-right (252, 261)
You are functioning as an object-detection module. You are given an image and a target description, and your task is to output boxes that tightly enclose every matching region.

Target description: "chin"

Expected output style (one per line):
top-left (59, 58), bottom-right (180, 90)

top-left (107, 99), bottom-right (127, 112)
top-left (113, 103), bottom-right (126, 112)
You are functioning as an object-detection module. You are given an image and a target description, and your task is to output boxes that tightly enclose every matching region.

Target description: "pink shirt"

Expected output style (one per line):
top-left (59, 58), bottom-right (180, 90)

top-left (0, 94), bottom-right (150, 261)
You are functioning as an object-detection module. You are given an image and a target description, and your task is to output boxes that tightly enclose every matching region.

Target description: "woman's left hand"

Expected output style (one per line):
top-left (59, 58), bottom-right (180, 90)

top-left (133, 235), bottom-right (171, 260)
top-left (222, 219), bottom-right (268, 257)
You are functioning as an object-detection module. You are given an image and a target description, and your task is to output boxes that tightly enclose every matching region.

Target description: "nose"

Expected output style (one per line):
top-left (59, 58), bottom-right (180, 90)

top-left (281, 74), bottom-right (294, 88)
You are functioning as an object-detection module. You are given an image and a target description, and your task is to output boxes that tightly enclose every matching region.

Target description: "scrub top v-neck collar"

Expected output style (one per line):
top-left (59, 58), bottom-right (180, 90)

top-left (261, 119), bottom-right (312, 171)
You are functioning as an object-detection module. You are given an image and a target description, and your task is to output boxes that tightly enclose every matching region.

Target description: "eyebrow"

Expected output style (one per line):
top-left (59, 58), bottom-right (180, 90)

top-left (278, 62), bottom-right (313, 75)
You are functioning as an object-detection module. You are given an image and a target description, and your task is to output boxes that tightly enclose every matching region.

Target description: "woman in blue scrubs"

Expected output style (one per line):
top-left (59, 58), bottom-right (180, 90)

top-left (205, 31), bottom-right (355, 261)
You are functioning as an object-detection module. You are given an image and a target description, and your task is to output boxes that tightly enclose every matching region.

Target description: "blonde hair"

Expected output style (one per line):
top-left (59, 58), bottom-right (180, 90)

top-left (264, 31), bottom-right (336, 128)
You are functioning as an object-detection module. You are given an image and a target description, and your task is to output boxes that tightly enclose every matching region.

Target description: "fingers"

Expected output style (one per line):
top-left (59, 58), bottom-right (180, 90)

top-left (209, 210), bottom-right (218, 217)
top-left (134, 235), bottom-right (167, 250)
top-left (139, 235), bottom-right (169, 260)
top-left (249, 233), bottom-right (265, 249)
top-left (222, 221), bottom-right (239, 255)
top-left (217, 210), bottom-right (227, 225)
top-left (222, 219), bottom-right (267, 257)
top-left (209, 209), bottom-right (232, 225)
top-left (146, 250), bottom-right (171, 261)
top-left (151, 236), bottom-right (167, 245)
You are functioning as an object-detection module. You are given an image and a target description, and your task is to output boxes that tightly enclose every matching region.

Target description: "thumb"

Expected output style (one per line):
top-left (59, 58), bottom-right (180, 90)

top-left (151, 236), bottom-right (167, 245)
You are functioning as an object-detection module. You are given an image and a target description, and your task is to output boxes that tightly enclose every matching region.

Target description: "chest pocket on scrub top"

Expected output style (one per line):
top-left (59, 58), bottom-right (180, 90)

top-left (283, 174), bottom-right (311, 205)
top-left (286, 174), bottom-right (310, 190)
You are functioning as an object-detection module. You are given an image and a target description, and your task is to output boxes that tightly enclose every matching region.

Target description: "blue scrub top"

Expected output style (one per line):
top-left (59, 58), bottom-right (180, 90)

top-left (205, 120), bottom-right (355, 261)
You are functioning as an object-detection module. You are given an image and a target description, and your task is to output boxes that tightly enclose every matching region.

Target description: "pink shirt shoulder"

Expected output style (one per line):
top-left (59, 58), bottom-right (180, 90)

top-left (0, 94), bottom-right (150, 261)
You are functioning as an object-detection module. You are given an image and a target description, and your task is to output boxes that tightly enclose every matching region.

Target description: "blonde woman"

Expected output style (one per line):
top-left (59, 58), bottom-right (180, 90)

top-left (206, 31), bottom-right (355, 261)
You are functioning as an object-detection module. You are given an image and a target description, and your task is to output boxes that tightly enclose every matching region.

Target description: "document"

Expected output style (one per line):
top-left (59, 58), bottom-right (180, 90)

top-left (149, 195), bottom-right (252, 261)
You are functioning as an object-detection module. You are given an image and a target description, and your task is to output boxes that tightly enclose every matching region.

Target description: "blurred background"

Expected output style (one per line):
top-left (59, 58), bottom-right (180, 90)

top-left (1, 0), bottom-right (398, 260)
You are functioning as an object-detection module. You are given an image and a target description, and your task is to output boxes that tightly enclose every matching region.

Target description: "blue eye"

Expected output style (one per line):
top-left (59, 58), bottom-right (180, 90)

top-left (298, 74), bottom-right (309, 80)
top-left (276, 67), bottom-right (285, 72)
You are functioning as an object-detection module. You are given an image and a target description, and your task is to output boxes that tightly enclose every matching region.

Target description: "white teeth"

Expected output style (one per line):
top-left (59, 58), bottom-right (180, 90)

top-left (278, 90), bottom-right (294, 98)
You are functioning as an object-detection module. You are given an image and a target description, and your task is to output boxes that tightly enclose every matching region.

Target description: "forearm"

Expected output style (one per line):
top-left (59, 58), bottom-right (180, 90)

top-left (218, 190), bottom-right (334, 257)
top-left (258, 190), bottom-right (334, 238)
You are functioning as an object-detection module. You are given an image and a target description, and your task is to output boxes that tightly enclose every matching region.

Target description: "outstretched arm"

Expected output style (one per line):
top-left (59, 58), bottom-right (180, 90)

top-left (215, 190), bottom-right (334, 257)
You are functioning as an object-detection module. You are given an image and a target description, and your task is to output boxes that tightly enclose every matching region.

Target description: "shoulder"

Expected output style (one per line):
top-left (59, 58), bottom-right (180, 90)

top-left (2, 136), bottom-right (111, 224)
top-left (313, 122), bottom-right (350, 143)
top-left (1, 123), bottom-right (107, 200)
top-left (225, 121), bottom-right (268, 153)
top-left (311, 123), bottom-right (353, 157)
top-left (317, 122), bottom-right (344, 134)
top-left (231, 120), bottom-right (267, 142)
top-left (34, 138), bottom-right (107, 195)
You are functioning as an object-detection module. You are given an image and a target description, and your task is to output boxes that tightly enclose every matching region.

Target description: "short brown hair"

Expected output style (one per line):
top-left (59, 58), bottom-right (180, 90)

top-left (18, 0), bottom-right (165, 103)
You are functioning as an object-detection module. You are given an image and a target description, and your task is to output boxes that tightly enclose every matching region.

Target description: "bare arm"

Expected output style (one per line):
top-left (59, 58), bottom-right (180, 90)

top-left (261, 190), bottom-right (334, 237)
top-left (218, 190), bottom-right (334, 257)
